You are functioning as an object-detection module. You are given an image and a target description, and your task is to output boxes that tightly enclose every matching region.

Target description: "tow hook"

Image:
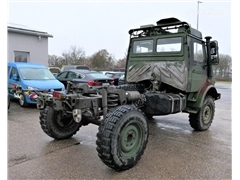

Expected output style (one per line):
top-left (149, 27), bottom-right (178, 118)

top-left (72, 109), bottom-right (82, 123)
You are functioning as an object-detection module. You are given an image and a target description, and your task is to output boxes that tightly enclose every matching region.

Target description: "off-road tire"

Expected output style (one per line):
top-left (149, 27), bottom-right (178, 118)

top-left (96, 105), bottom-right (149, 171)
top-left (189, 96), bottom-right (215, 131)
top-left (19, 93), bottom-right (28, 107)
top-left (39, 106), bottom-right (81, 140)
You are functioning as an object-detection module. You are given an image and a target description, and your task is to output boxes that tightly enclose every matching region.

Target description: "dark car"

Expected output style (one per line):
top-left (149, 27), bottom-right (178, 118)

top-left (56, 70), bottom-right (114, 88)
top-left (105, 72), bottom-right (125, 85)
top-left (60, 65), bottom-right (90, 72)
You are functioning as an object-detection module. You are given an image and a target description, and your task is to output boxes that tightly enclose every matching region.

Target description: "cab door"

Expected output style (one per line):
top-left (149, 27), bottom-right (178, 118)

top-left (189, 37), bottom-right (208, 92)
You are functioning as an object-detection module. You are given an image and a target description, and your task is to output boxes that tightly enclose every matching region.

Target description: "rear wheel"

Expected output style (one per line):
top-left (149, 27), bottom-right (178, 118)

top-left (96, 105), bottom-right (149, 171)
top-left (189, 96), bottom-right (215, 131)
top-left (39, 106), bottom-right (81, 140)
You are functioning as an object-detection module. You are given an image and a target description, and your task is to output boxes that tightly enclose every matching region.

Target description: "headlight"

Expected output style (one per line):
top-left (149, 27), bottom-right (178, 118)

top-left (28, 86), bottom-right (38, 90)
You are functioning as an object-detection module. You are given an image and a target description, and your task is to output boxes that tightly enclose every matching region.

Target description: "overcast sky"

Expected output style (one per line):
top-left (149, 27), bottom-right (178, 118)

top-left (7, 0), bottom-right (231, 60)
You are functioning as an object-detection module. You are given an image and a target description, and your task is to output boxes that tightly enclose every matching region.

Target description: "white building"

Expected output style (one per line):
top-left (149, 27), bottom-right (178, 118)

top-left (7, 24), bottom-right (53, 67)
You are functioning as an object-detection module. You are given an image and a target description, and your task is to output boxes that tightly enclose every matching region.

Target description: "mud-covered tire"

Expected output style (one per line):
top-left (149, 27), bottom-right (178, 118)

top-left (96, 105), bottom-right (149, 171)
top-left (39, 106), bottom-right (81, 140)
top-left (189, 96), bottom-right (215, 131)
top-left (19, 93), bottom-right (28, 107)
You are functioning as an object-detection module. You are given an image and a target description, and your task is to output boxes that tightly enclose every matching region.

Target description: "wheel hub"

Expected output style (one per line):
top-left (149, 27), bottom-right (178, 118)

top-left (120, 123), bottom-right (142, 157)
top-left (203, 105), bottom-right (212, 124)
top-left (56, 112), bottom-right (73, 128)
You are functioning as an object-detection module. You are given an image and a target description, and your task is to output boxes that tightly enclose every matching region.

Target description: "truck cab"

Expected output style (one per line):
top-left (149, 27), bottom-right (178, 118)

top-left (125, 17), bottom-right (220, 113)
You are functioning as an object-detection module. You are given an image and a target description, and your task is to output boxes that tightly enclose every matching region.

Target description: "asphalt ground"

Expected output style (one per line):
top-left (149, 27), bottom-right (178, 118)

top-left (7, 81), bottom-right (232, 179)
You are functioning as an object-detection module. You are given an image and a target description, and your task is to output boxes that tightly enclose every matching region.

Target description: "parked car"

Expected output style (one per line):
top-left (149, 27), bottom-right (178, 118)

top-left (105, 72), bottom-right (125, 85)
top-left (100, 71), bottom-right (112, 75)
top-left (56, 70), bottom-right (114, 88)
top-left (118, 74), bottom-right (125, 85)
top-left (48, 66), bottom-right (61, 76)
top-left (8, 62), bottom-right (65, 107)
top-left (60, 65), bottom-right (90, 72)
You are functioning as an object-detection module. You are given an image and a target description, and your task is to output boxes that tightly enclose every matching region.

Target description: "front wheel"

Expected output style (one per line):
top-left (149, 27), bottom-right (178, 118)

top-left (39, 106), bottom-right (82, 140)
top-left (19, 93), bottom-right (28, 107)
top-left (189, 96), bottom-right (215, 131)
top-left (96, 105), bottom-right (149, 171)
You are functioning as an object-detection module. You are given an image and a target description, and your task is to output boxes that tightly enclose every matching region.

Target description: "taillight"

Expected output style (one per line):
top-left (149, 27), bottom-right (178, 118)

top-left (95, 81), bottom-right (101, 86)
top-left (87, 81), bottom-right (101, 86)
top-left (110, 81), bottom-right (114, 85)
top-left (10, 83), bottom-right (16, 88)
top-left (52, 91), bottom-right (66, 99)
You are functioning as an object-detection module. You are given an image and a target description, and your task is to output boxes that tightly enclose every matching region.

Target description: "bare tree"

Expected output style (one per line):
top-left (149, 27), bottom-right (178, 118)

top-left (62, 46), bottom-right (86, 65)
top-left (213, 54), bottom-right (232, 77)
top-left (48, 55), bottom-right (58, 66)
top-left (48, 55), bottom-right (64, 67)
top-left (115, 58), bottom-right (126, 68)
top-left (89, 49), bottom-right (115, 70)
top-left (114, 48), bottom-right (128, 68)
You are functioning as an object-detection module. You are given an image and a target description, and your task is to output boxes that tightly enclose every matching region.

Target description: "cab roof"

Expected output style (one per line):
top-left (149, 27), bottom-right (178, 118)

top-left (129, 17), bottom-right (202, 39)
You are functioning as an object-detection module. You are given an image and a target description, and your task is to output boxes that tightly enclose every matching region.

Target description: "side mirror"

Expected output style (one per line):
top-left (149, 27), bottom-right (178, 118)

top-left (209, 41), bottom-right (219, 65)
top-left (12, 74), bottom-right (19, 81)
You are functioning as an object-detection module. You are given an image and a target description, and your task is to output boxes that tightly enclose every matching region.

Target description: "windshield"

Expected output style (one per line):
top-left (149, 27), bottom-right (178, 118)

top-left (89, 73), bottom-right (109, 79)
top-left (19, 68), bottom-right (56, 80)
top-left (156, 37), bottom-right (182, 52)
top-left (132, 37), bottom-right (182, 54)
top-left (133, 40), bottom-right (153, 53)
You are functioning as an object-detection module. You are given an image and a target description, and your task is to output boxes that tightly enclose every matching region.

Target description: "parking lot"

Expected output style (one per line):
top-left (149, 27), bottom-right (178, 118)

top-left (7, 81), bottom-right (232, 179)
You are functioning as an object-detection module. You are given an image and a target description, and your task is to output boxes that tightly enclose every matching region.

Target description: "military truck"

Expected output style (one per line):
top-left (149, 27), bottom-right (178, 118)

top-left (27, 17), bottom-right (221, 171)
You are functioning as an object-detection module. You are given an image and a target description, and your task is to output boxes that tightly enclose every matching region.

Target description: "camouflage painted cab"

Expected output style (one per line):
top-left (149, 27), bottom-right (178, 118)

top-left (125, 17), bottom-right (220, 119)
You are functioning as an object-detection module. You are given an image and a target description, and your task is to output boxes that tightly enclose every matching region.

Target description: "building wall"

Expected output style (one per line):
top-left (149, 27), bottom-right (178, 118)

top-left (8, 32), bottom-right (49, 67)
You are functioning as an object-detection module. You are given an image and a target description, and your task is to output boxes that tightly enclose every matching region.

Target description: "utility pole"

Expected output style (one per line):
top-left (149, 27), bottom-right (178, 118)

top-left (197, 1), bottom-right (202, 30)
top-left (195, 1), bottom-right (202, 55)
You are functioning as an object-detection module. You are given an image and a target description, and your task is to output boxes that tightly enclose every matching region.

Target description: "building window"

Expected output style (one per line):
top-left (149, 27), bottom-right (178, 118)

top-left (14, 51), bottom-right (29, 62)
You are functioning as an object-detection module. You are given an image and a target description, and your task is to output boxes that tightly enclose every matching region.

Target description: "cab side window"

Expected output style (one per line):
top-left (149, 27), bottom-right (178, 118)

top-left (193, 42), bottom-right (204, 62)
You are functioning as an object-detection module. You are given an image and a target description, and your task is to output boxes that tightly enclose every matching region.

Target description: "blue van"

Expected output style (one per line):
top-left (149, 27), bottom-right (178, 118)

top-left (8, 62), bottom-right (65, 107)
